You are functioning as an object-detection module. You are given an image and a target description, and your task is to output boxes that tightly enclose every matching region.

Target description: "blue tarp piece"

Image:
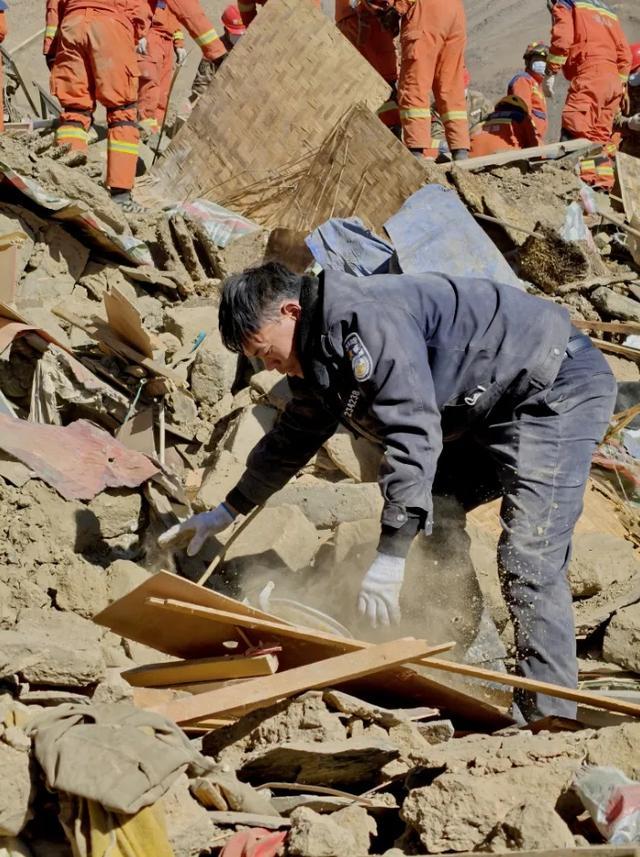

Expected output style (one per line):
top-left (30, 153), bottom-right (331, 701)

top-left (305, 217), bottom-right (396, 276)
top-left (384, 184), bottom-right (524, 289)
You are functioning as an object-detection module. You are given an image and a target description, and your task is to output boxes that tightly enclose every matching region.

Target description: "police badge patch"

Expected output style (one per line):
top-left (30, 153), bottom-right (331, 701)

top-left (344, 332), bottom-right (372, 382)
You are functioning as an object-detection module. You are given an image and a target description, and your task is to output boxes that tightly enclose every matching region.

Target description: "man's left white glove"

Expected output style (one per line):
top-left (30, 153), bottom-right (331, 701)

top-left (357, 552), bottom-right (406, 628)
top-left (542, 74), bottom-right (555, 99)
top-left (158, 503), bottom-right (236, 556)
top-left (628, 113), bottom-right (640, 132)
top-left (175, 46), bottom-right (187, 65)
top-left (136, 37), bottom-right (148, 55)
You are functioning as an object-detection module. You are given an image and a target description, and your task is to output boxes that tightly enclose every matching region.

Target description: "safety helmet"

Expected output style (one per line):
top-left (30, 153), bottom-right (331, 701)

top-left (221, 5), bottom-right (246, 35)
top-left (630, 43), bottom-right (640, 73)
top-left (523, 41), bottom-right (549, 62)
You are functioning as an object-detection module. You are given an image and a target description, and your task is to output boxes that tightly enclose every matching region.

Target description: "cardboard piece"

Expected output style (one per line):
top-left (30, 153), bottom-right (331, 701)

top-left (146, 0), bottom-right (389, 205)
top-left (104, 286), bottom-right (160, 359)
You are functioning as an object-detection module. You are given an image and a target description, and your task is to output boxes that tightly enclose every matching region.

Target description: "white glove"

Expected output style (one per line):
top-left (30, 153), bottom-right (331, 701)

top-left (542, 74), bottom-right (555, 99)
top-left (136, 37), bottom-right (147, 55)
top-left (357, 552), bottom-right (406, 628)
top-left (175, 46), bottom-right (187, 65)
top-left (628, 113), bottom-right (640, 132)
top-left (158, 503), bottom-right (236, 556)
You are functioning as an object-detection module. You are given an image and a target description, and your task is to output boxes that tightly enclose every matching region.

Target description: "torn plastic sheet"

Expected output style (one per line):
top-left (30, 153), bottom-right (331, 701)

top-left (0, 414), bottom-right (158, 500)
top-left (166, 199), bottom-right (260, 248)
top-left (305, 218), bottom-right (395, 276)
top-left (0, 160), bottom-right (152, 265)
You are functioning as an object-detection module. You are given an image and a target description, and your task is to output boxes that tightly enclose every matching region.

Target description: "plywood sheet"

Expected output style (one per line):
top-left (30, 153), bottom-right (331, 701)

top-left (146, 0), bottom-right (390, 205)
top-left (94, 571), bottom-right (511, 728)
top-left (221, 104), bottom-right (427, 236)
top-left (616, 152), bottom-right (640, 221)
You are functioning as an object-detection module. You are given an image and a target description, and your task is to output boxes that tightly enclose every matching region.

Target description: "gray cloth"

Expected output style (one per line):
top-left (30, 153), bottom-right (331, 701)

top-left (27, 702), bottom-right (209, 814)
top-left (305, 217), bottom-right (395, 276)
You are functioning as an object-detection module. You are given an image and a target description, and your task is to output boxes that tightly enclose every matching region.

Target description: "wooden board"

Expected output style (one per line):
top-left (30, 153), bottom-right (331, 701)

top-left (103, 286), bottom-right (159, 360)
top-left (94, 571), bottom-right (512, 728)
top-left (146, 0), bottom-right (389, 205)
top-left (616, 152), bottom-right (640, 222)
top-left (592, 339), bottom-right (640, 363)
top-left (458, 138), bottom-right (594, 171)
top-left (154, 637), bottom-right (446, 723)
top-left (221, 104), bottom-right (427, 236)
top-left (122, 653), bottom-right (278, 687)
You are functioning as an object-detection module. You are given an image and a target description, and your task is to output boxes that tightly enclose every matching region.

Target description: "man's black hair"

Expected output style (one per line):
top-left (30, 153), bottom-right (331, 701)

top-left (218, 261), bottom-right (303, 353)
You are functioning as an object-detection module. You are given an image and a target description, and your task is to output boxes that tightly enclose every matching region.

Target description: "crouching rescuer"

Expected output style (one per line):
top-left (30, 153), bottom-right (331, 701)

top-left (159, 263), bottom-right (616, 723)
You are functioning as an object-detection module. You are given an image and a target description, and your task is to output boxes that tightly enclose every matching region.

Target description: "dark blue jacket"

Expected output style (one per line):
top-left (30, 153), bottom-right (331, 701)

top-left (227, 271), bottom-right (572, 553)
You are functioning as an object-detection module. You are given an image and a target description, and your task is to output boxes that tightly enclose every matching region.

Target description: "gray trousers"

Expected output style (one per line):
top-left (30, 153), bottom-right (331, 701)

top-left (434, 338), bottom-right (616, 721)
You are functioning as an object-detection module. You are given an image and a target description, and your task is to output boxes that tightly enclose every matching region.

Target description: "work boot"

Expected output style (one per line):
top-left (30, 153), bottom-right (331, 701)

top-left (451, 148), bottom-right (470, 161)
top-left (409, 147), bottom-right (436, 162)
top-left (110, 189), bottom-right (144, 214)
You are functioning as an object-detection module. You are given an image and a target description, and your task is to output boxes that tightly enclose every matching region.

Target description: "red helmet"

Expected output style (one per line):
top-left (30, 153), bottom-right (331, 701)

top-left (221, 5), bottom-right (246, 35)
top-left (630, 43), bottom-right (640, 73)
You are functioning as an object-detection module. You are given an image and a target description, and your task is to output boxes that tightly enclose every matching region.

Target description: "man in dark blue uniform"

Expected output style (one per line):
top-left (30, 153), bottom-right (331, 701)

top-left (160, 262), bottom-right (616, 722)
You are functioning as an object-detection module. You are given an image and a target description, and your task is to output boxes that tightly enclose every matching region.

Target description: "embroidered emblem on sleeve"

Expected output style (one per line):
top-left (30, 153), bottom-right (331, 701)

top-left (344, 332), bottom-right (372, 383)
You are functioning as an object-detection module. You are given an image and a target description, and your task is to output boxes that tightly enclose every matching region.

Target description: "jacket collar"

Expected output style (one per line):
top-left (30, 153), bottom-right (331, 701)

top-left (295, 272), bottom-right (332, 391)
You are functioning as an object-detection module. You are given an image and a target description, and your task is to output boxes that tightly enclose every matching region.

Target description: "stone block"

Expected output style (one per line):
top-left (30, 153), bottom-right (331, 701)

top-left (267, 480), bottom-right (383, 528)
top-left (225, 505), bottom-right (319, 573)
top-left (591, 287), bottom-right (640, 322)
top-left (87, 489), bottom-right (142, 540)
top-left (0, 742), bottom-right (32, 835)
top-left (163, 300), bottom-right (218, 347)
top-left (603, 602), bottom-right (640, 672)
top-left (568, 532), bottom-right (639, 598)
top-left (223, 405), bottom-right (278, 463)
top-left (105, 559), bottom-right (153, 604)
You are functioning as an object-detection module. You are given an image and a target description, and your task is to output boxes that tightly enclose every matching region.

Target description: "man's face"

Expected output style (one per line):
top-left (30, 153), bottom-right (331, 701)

top-left (243, 300), bottom-right (303, 377)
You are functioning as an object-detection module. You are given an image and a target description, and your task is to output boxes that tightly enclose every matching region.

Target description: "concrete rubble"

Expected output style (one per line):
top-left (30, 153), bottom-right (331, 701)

top-left (0, 51), bottom-right (637, 857)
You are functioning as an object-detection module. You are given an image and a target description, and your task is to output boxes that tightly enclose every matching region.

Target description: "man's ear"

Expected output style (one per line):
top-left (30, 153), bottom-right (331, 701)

top-left (280, 300), bottom-right (302, 321)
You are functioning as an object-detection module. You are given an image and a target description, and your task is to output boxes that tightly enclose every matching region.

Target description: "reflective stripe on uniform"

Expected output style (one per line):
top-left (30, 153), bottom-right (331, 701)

top-left (441, 110), bottom-right (468, 122)
top-left (139, 117), bottom-right (158, 128)
top-left (619, 72), bottom-right (629, 81)
top-left (547, 53), bottom-right (567, 64)
top-left (56, 125), bottom-right (88, 141)
top-left (376, 99), bottom-right (398, 116)
top-left (45, 25), bottom-right (58, 37)
top-left (195, 28), bottom-right (220, 46)
top-left (174, 29), bottom-right (184, 40)
top-left (575, 1), bottom-right (618, 19)
top-left (399, 107), bottom-right (430, 119)
top-left (108, 140), bottom-right (139, 156)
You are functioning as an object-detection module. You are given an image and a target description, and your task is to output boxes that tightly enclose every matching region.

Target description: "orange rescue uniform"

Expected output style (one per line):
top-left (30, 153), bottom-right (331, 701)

top-left (508, 71), bottom-right (547, 144)
top-left (547, 0), bottom-right (631, 144)
top-left (470, 95), bottom-right (538, 157)
top-left (138, 1), bottom-right (184, 133)
top-left (239, 0), bottom-right (320, 28)
top-left (335, 0), bottom-right (399, 128)
top-left (0, 2), bottom-right (7, 133)
top-left (391, 0), bottom-right (469, 155)
top-left (164, 0), bottom-right (226, 62)
top-left (44, 0), bottom-right (147, 190)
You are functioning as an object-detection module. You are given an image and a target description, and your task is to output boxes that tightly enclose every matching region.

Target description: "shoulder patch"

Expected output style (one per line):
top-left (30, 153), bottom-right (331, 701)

top-left (344, 332), bottom-right (372, 383)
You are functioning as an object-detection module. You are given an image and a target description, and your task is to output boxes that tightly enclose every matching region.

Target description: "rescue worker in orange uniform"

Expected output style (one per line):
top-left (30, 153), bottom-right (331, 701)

top-left (430, 69), bottom-right (494, 159)
top-left (543, 0), bottom-right (631, 146)
top-left (43, 0), bottom-right (147, 208)
top-left (614, 42), bottom-right (640, 160)
top-left (137, 2), bottom-right (185, 136)
top-left (384, 0), bottom-right (469, 160)
top-left (470, 43), bottom-right (550, 158)
top-left (0, 1), bottom-right (7, 133)
top-left (239, 0), bottom-right (320, 29)
top-left (190, 5), bottom-right (246, 103)
top-left (335, 0), bottom-right (400, 132)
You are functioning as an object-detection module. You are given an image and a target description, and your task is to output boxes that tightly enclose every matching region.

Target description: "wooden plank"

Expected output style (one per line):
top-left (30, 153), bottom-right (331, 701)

top-left (93, 570), bottom-right (512, 728)
top-left (122, 653), bottom-right (278, 687)
top-left (52, 307), bottom-right (187, 386)
top-left (154, 638), bottom-right (447, 723)
top-left (103, 286), bottom-right (159, 359)
top-left (573, 319), bottom-right (640, 334)
top-left (423, 658), bottom-right (640, 719)
top-left (457, 138), bottom-right (594, 171)
top-left (616, 152), bottom-right (640, 222)
top-left (591, 339), bottom-right (640, 362)
top-left (207, 812), bottom-right (290, 830)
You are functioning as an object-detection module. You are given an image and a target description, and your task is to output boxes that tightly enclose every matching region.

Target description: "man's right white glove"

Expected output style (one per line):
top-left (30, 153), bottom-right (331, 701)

top-left (158, 503), bottom-right (236, 556)
top-left (136, 37), bottom-right (148, 55)
top-left (628, 113), bottom-right (640, 132)
top-left (357, 552), bottom-right (406, 628)
top-left (174, 46), bottom-right (187, 65)
top-left (542, 74), bottom-right (555, 99)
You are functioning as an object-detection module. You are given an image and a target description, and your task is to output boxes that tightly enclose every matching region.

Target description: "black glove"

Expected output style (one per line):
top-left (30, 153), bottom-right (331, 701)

top-left (380, 7), bottom-right (400, 35)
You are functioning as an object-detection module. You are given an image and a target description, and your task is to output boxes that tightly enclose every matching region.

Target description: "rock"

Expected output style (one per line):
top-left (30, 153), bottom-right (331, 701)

top-left (165, 388), bottom-right (198, 438)
top-left (0, 609), bottom-right (106, 688)
top-left (323, 689), bottom-right (410, 728)
top-left (225, 505), bottom-right (319, 573)
top-left (87, 489), bottom-right (142, 540)
top-left (105, 559), bottom-right (152, 603)
top-left (402, 722), bottom-right (640, 853)
top-left (267, 480), bottom-right (383, 528)
top-left (249, 370), bottom-right (292, 410)
top-left (196, 450), bottom-right (247, 510)
top-left (52, 561), bottom-right (108, 618)
top-left (190, 339), bottom-right (238, 408)
top-left (482, 802), bottom-right (575, 852)
top-left (591, 287), bottom-right (640, 322)
top-left (287, 805), bottom-right (375, 857)
top-left (163, 300), bottom-right (218, 347)
top-left (239, 737), bottom-right (398, 789)
top-left (190, 767), bottom-right (278, 815)
top-left (603, 603), bottom-right (640, 672)
top-left (415, 719), bottom-right (455, 745)
top-left (160, 774), bottom-right (214, 857)
top-left (323, 429), bottom-right (381, 482)
top-left (223, 405), bottom-right (278, 463)
top-left (17, 223), bottom-right (89, 310)
top-left (0, 741), bottom-right (32, 835)
top-left (213, 229), bottom-right (270, 279)
top-left (568, 533), bottom-right (639, 598)
top-left (386, 722), bottom-right (431, 760)
top-left (605, 354), bottom-right (640, 382)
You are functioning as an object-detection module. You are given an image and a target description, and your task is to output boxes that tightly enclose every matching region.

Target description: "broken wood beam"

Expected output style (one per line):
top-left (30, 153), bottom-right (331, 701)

top-left (152, 637), bottom-right (449, 723)
top-left (122, 652), bottom-right (278, 687)
top-left (590, 339), bottom-right (640, 362)
top-left (455, 139), bottom-right (593, 171)
top-left (572, 320), bottom-right (640, 335)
